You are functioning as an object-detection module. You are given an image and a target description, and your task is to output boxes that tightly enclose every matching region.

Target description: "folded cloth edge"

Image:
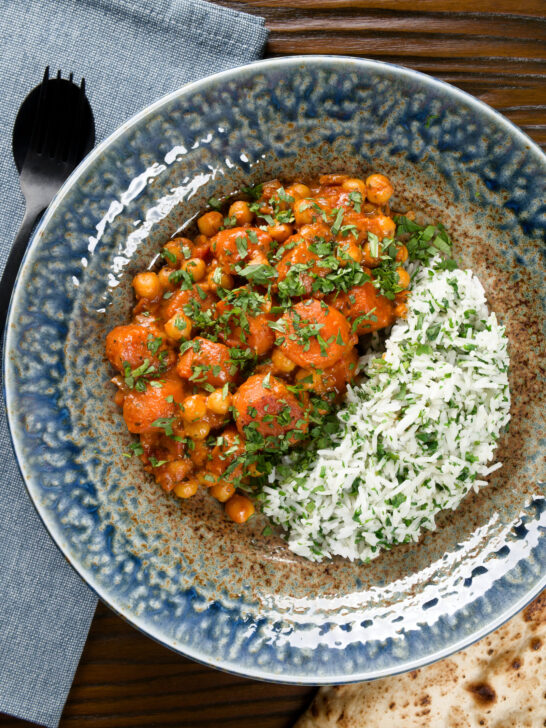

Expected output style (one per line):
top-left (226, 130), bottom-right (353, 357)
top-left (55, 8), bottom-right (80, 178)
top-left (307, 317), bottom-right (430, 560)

top-left (94, 0), bottom-right (268, 58)
top-left (0, 0), bottom-right (267, 726)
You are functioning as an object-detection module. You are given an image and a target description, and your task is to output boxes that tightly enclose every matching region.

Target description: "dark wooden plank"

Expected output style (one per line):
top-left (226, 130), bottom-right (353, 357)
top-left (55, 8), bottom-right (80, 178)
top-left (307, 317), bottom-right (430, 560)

top-left (263, 14), bottom-right (545, 39)
top-left (226, 0), bottom-right (546, 17)
top-left (1, 4), bottom-right (544, 728)
top-left (266, 34), bottom-right (546, 60)
top-left (218, 0), bottom-right (546, 149)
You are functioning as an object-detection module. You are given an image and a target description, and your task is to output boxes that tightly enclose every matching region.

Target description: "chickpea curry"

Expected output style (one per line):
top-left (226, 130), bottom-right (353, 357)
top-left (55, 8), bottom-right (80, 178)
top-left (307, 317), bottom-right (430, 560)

top-left (106, 173), bottom-right (414, 524)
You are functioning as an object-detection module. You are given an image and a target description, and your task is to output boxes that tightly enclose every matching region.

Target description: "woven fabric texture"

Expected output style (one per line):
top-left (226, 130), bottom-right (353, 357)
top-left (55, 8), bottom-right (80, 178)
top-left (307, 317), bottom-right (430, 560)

top-left (0, 2), bottom-right (266, 725)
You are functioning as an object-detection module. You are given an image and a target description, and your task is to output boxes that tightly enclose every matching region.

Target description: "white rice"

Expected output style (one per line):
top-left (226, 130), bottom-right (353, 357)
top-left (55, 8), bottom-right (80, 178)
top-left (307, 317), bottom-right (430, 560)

top-left (262, 259), bottom-right (511, 562)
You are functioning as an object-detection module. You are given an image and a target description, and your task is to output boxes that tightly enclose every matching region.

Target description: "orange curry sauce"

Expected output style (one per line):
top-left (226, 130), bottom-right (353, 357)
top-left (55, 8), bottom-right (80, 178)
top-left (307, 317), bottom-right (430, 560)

top-left (105, 174), bottom-right (410, 523)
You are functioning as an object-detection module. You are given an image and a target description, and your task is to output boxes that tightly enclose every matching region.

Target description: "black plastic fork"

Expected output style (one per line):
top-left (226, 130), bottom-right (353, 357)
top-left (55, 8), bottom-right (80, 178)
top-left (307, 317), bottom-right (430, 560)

top-left (1, 67), bottom-right (95, 332)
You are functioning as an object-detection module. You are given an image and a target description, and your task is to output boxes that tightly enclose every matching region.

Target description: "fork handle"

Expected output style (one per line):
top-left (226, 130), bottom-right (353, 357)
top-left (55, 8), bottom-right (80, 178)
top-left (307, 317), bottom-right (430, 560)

top-left (0, 202), bottom-right (44, 336)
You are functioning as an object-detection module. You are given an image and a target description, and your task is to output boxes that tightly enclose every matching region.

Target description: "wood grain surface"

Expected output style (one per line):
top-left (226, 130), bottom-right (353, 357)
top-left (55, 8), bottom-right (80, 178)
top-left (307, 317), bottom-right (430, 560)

top-left (222, 0), bottom-right (546, 149)
top-left (1, 3), bottom-right (544, 728)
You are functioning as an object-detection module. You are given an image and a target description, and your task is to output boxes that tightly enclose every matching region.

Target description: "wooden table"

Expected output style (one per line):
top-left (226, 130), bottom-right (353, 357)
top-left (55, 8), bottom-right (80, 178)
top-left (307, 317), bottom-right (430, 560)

top-left (2, 2), bottom-right (544, 727)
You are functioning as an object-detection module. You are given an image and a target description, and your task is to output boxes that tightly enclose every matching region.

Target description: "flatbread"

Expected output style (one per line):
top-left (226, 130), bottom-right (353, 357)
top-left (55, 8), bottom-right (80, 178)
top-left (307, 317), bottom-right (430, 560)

top-left (295, 590), bottom-right (545, 728)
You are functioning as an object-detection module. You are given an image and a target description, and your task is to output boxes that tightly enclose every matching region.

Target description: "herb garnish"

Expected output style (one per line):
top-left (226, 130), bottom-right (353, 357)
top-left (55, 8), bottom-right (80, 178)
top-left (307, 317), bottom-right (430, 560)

top-left (122, 359), bottom-right (155, 392)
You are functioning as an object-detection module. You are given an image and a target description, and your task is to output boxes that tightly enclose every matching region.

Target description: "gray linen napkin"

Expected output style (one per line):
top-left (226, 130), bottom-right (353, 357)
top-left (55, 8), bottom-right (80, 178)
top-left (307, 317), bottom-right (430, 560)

top-left (0, 2), bottom-right (267, 726)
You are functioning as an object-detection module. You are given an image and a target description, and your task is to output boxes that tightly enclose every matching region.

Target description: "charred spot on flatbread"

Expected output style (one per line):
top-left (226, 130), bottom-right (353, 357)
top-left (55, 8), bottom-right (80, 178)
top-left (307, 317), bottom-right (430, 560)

top-left (466, 681), bottom-right (497, 704)
top-left (295, 592), bottom-right (545, 728)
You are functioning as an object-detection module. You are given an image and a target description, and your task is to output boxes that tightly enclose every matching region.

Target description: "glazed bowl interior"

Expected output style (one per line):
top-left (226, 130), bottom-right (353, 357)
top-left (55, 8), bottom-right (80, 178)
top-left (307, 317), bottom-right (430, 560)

top-left (5, 57), bottom-right (545, 683)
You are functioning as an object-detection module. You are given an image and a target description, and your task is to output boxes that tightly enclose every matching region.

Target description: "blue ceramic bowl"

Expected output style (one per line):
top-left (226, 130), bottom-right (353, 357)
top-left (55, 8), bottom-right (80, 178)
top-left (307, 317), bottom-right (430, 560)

top-left (4, 57), bottom-right (545, 683)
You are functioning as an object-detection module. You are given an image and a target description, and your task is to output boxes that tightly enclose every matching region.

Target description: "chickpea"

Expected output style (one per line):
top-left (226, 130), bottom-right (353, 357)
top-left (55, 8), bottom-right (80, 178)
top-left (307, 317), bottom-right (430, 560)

top-left (395, 243), bottom-right (409, 263)
top-left (272, 194), bottom-right (290, 212)
top-left (159, 459), bottom-right (194, 491)
top-left (285, 182), bottom-right (311, 201)
top-left (319, 174), bottom-right (349, 185)
top-left (255, 362), bottom-right (275, 377)
top-left (272, 348), bottom-right (296, 374)
top-left (196, 470), bottom-right (217, 487)
top-left (396, 267), bottom-right (411, 289)
top-left (164, 312), bottom-right (192, 341)
top-left (228, 200), bottom-right (253, 225)
top-left (362, 241), bottom-right (382, 268)
top-left (132, 271), bottom-right (161, 300)
top-left (366, 173), bottom-right (394, 206)
top-left (197, 211), bottom-right (223, 237)
top-left (181, 394), bottom-right (207, 423)
top-left (114, 390), bottom-right (125, 407)
top-left (394, 302), bottom-right (408, 319)
top-left (348, 244), bottom-right (364, 263)
top-left (210, 481), bottom-right (235, 502)
top-left (342, 178), bottom-right (367, 195)
top-left (173, 479), bottom-right (199, 499)
top-left (249, 252), bottom-right (270, 267)
top-left (163, 238), bottom-right (191, 266)
top-left (225, 494), bottom-right (255, 523)
top-left (261, 179), bottom-right (282, 199)
top-left (294, 198), bottom-right (319, 226)
top-left (185, 420), bottom-right (211, 440)
top-left (206, 388), bottom-right (232, 415)
top-left (158, 267), bottom-right (176, 291)
top-left (220, 272), bottom-right (235, 290)
top-left (193, 233), bottom-right (210, 248)
top-left (182, 257), bottom-right (206, 282)
top-left (190, 440), bottom-right (209, 468)
top-left (268, 223), bottom-right (293, 244)
top-left (338, 242), bottom-right (363, 265)
top-left (295, 367), bottom-right (319, 391)
top-left (246, 462), bottom-right (264, 478)
top-left (376, 214), bottom-right (396, 239)
top-left (206, 267), bottom-right (234, 291)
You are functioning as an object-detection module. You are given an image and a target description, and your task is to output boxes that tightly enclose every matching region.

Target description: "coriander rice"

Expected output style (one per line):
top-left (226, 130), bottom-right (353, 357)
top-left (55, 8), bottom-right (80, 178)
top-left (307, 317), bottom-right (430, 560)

top-left (262, 259), bottom-right (511, 562)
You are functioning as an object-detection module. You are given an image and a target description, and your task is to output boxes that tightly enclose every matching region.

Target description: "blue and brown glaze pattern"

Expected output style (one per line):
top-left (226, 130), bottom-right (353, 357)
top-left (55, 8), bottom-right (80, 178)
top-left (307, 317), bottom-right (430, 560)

top-left (4, 57), bottom-right (545, 683)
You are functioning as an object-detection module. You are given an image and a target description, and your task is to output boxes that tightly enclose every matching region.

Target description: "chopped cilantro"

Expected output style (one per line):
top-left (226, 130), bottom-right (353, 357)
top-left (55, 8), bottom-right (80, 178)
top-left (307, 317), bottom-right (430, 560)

top-left (351, 308), bottom-right (377, 333)
top-left (151, 417), bottom-right (177, 437)
top-left (169, 268), bottom-right (194, 289)
top-left (388, 493), bottom-right (407, 508)
top-left (339, 224), bottom-right (359, 238)
top-left (416, 344), bottom-right (433, 356)
top-left (174, 315), bottom-right (189, 332)
top-left (330, 207), bottom-right (344, 236)
top-left (276, 187), bottom-right (295, 205)
top-left (247, 229), bottom-right (259, 245)
top-left (237, 263), bottom-right (278, 285)
top-left (348, 190), bottom-right (362, 212)
top-left (241, 183), bottom-right (263, 200)
top-left (268, 319), bottom-right (286, 333)
top-left (147, 334), bottom-right (163, 355)
top-left (123, 441), bottom-right (144, 458)
top-left (123, 359), bottom-right (155, 392)
top-left (236, 235), bottom-right (248, 259)
top-left (161, 247), bottom-right (177, 265)
top-left (394, 215), bottom-right (453, 265)
top-left (368, 232), bottom-right (380, 258)
top-left (149, 456), bottom-right (168, 468)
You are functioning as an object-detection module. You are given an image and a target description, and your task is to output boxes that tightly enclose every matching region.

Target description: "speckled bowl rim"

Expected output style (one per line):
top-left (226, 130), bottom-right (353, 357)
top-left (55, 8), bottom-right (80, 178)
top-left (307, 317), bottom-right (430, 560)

top-left (4, 55), bottom-right (545, 683)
